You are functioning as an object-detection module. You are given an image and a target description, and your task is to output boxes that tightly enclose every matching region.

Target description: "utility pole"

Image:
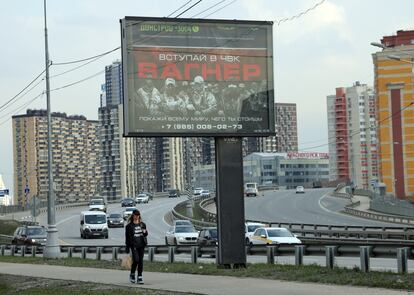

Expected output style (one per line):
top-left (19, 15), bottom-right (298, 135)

top-left (43, 0), bottom-right (60, 258)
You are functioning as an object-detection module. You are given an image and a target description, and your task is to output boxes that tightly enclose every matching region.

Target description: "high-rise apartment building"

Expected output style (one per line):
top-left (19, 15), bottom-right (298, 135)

top-left (12, 110), bottom-right (100, 206)
top-left (372, 30), bottom-right (414, 199)
top-left (243, 103), bottom-right (298, 156)
top-left (327, 82), bottom-right (378, 189)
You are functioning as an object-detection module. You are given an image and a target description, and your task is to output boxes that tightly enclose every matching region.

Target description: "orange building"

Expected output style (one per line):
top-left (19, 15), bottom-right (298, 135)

top-left (372, 30), bottom-right (414, 200)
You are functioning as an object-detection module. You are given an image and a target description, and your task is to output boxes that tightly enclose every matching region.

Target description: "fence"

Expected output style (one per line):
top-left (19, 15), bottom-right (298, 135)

top-left (1, 242), bottom-right (412, 273)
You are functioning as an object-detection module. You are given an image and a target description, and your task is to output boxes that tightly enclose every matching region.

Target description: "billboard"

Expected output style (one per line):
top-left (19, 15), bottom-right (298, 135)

top-left (121, 17), bottom-right (274, 136)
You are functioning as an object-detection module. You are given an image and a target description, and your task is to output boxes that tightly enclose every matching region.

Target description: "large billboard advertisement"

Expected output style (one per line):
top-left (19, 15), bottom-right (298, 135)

top-left (121, 17), bottom-right (274, 136)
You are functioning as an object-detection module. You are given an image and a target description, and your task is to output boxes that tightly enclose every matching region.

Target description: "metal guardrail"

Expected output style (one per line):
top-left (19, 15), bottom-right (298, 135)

top-left (1, 242), bottom-right (412, 273)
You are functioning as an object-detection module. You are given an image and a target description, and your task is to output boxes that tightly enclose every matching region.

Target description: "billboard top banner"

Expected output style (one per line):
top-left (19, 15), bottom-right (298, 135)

top-left (121, 17), bottom-right (275, 137)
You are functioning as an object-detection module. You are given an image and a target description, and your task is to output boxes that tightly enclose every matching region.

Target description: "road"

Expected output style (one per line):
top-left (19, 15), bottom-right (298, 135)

top-left (35, 196), bottom-right (183, 246)
top-left (246, 188), bottom-right (398, 226)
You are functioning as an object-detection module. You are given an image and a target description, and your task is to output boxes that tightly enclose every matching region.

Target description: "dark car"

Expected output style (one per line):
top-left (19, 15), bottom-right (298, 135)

top-left (107, 213), bottom-right (124, 228)
top-left (168, 189), bottom-right (180, 198)
top-left (197, 227), bottom-right (218, 257)
top-left (121, 198), bottom-right (135, 207)
top-left (12, 225), bottom-right (47, 247)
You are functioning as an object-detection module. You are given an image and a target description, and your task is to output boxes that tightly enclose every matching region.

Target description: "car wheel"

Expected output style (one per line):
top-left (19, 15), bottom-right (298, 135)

top-left (105, 234), bottom-right (108, 239)
top-left (245, 238), bottom-right (250, 245)
top-left (173, 238), bottom-right (177, 245)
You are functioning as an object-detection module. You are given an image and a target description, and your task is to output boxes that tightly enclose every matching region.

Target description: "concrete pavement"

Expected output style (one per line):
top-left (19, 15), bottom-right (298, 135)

top-left (0, 262), bottom-right (411, 295)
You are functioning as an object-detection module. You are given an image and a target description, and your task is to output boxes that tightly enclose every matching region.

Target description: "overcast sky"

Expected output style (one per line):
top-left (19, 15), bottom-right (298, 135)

top-left (1, 0), bottom-right (413, 194)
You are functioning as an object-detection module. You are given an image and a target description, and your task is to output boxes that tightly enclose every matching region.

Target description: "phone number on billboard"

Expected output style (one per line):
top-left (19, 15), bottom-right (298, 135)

top-left (163, 124), bottom-right (243, 130)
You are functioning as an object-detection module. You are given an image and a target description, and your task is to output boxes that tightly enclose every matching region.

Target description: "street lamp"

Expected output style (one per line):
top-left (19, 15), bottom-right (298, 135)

top-left (43, 0), bottom-right (60, 258)
top-left (370, 42), bottom-right (386, 49)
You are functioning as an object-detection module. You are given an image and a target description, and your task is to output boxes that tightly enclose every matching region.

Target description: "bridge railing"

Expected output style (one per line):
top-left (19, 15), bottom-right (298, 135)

top-left (1, 242), bottom-right (412, 273)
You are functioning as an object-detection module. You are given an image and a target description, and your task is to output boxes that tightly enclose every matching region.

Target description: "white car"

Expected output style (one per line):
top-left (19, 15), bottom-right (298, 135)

top-left (193, 187), bottom-right (203, 196)
top-left (245, 222), bottom-right (266, 244)
top-left (200, 190), bottom-right (210, 198)
top-left (296, 186), bottom-right (305, 194)
top-left (165, 226), bottom-right (199, 245)
top-left (88, 198), bottom-right (107, 213)
top-left (135, 193), bottom-right (149, 204)
top-left (123, 207), bottom-right (137, 220)
top-left (250, 227), bottom-right (301, 245)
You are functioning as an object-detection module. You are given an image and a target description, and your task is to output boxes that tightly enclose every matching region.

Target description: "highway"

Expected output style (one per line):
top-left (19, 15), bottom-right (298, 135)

top-left (31, 188), bottom-right (402, 247)
top-left (246, 188), bottom-right (398, 226)
top-left (35, 197), bottom-right (183, 246)
top-left (13, 189), bottom-right (414, 271)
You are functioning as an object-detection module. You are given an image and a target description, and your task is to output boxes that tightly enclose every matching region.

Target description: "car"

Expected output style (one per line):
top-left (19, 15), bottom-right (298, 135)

top-left (173, 219), bottom-right (195, 228)
top-left (200, 190), bottom-right (210, 198)
top-left (121, 198), bottom-right (135, 207)
top-left (141, 192), bottom-right (154, 201)
top-left (12, 225), bottom-right (47, 246)
top-left (244, 182), bottom-right (258, 197)
top-left (123, 207), bottom-right (138, 220)
top-left (296, 186), bottom-right (305, 194)
top-left (245, 222), bottom-right (266, 245)
top-left (197, 227), bottom-right (218, 256)
top-left (89, 198), bottom-right (107, 212)
top-left (193, 187), bottom-right (203, 196)
top-left (80, 211), bottom-right (108, 239)
top-left (249, 227), bottom-right (301, 245)
top-left (107, 213), bottom-right (124, 228)
top-left (135, 193), bottom-right (149, 204)
top-left (165, 226), bottom-right (199, 245)
top-left (168, 189), bottom-right (180, 198)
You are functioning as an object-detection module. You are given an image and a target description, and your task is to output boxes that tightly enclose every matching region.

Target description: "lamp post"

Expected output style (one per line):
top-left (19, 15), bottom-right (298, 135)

top-left (43, 0), bottom-right (60, 258)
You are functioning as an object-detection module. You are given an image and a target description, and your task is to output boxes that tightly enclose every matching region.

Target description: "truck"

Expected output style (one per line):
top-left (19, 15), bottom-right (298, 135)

top-left (244, 182), bottom-right (258, 197)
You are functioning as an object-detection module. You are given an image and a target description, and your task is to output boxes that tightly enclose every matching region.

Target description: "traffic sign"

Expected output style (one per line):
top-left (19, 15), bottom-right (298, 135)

top-left (24, 187), bottom-right (30, 194)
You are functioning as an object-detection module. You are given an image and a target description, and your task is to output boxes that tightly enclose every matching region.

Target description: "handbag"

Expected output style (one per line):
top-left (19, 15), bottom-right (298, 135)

top-left (121, 255), bottom-right (132, 270)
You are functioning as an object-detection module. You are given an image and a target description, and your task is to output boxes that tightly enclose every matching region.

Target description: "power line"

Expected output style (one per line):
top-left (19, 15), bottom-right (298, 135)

top-left (190, 0), bottom-right (226, 18)
top-left (175, 0), bottom-right (203, 18)
top-left (167, 0), bottom-right (193, 17)
top-left (298, 101), bottom-right (414, 152)
top-left (50, 55), bottom-right (107, 78)
top-left (50, 69), bottom-right (105, 92)
top-left (276, 0), bottom-right (326, 26)
top-left (0, 69), bottom-right (45, 112)
top-left (52, 47), bottom-right (120, 66)
top-left (0, 92), bottom-right (45, 126)
top-left (202, 0), bottom-right (237, 18)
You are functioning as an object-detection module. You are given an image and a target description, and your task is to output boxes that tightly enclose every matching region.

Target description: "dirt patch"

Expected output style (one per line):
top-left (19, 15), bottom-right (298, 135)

top-left (0, 274), bottom-right (194, 294)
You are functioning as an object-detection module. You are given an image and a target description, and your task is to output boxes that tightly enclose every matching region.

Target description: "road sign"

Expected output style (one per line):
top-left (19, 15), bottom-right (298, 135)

top-left (24, 187), bottom-right (30, 194)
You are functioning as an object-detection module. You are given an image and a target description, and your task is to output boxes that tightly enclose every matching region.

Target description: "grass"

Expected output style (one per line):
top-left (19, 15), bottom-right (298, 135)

top-left (0, 273), bottom-right (192, 295)
top-left (0, 219), bottom-right (20, 235)
top-left (0, 256), bottom-right (413, 290)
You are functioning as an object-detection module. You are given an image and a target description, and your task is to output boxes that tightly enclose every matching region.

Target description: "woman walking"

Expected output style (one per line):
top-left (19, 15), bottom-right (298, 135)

top-left (125, 209), bottom-right (148, 284)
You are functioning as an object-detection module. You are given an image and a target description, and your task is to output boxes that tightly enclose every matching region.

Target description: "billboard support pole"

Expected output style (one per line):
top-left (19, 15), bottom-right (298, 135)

top-left (215, 137), bottom-right (246, 268)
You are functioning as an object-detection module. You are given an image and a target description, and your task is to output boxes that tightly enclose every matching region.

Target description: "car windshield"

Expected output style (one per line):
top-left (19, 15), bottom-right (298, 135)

top-left (175, 226), bottom-right (196, 233)
top-left (126, 208), bottom-right (135, 212)
top-left (247, 225), bottom-right (263, 232)
top-left (175, 221), bottom-right (191, 226)
top-left (26, 227), bottom-right (46, 236)
top-left (246, 184), bottom-right (256, 188)
top-left (209, 229), bottom-right (218, 238)
top-left (267, 229), bottom-right (293, 237)
top-left (169, 190), bottom-right (177, 194)
top-left (90, 200), bottom-right (103, 205)
top-left (109, 213), bottom-right (122, 218)
top-left (201, 190), bottom-right (209, 193)
top-left (124, 198), bottom-right (133, 202)
top-left (137, 194), bottom-right (147, 198)
top-left (85, 215), bottom-right (106, 224)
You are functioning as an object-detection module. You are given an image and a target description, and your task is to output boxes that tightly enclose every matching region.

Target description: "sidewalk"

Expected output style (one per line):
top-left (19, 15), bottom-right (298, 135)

top-left (0, 262), bottom-right (409, 295)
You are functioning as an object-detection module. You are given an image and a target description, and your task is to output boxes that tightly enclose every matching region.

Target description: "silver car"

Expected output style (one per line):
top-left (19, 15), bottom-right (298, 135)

top-left (165, 226), bottom-right (199, 245)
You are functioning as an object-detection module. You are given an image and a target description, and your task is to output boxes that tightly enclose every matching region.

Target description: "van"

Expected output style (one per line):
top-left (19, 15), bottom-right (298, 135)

top-left (244, 182), bottom-right (258, 197)
top-left (80, 211), bottom-right (108, 239)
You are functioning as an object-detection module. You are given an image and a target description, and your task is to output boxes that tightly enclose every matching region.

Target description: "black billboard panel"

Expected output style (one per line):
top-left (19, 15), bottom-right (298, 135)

top-left (121, 17), bottom-right (274, 137)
